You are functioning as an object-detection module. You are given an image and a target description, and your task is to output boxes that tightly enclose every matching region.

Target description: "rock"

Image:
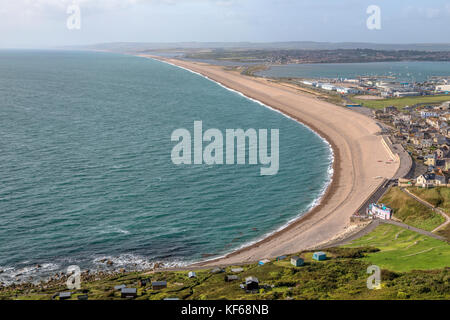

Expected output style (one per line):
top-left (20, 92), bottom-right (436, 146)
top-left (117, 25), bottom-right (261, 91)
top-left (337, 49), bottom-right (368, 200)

top-left (119, 268), bottom-right (126, 273)
top-left (106, 260), bottom-right (113, 266)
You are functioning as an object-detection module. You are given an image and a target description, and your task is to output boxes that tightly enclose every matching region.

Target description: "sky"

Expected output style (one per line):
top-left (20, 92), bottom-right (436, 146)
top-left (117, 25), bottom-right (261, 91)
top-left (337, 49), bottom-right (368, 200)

top-left (1, 0), bottom-right (450, 48)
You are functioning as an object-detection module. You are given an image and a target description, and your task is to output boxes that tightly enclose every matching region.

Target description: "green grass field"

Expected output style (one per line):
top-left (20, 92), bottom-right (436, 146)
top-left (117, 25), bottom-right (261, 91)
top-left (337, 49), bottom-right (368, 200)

top-left (350, 95), bottom-right (450, 110)
top-left (436, 223), bottom-right (450, 241)
top-left (379, 187), bottom-right (445, 231)
top-left (408, 187), bottom-right (450, 214)
top-left (344, 224), bottom-right (450, 272)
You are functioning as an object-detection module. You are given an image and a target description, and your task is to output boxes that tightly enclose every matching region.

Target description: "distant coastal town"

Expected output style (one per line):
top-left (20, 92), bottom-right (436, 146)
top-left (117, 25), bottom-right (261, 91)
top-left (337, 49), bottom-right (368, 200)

top-left (277, 71), bottom-right (450, 223)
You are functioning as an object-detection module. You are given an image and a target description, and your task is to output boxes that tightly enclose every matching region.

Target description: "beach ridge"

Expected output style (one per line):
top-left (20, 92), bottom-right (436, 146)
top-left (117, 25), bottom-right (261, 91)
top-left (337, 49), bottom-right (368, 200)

top-left (140, 55), bottom-right (401, 266)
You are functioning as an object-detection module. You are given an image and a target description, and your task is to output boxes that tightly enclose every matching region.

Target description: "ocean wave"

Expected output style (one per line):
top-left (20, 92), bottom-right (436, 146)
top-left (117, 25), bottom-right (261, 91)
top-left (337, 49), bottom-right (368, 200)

top-left (0, 263), bottom-right (60, 286)
top-left (0, 253), bottom-right (192, 286)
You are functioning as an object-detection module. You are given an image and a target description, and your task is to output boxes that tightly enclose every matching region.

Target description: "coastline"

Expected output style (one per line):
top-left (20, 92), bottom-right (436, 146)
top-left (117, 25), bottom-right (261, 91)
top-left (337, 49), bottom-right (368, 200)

top-left (150, 55), bottom-right (336, 263)
top-left (0, 53), bottom-right (407, 287)
top-left (138, 54), bottom-right (401, 266)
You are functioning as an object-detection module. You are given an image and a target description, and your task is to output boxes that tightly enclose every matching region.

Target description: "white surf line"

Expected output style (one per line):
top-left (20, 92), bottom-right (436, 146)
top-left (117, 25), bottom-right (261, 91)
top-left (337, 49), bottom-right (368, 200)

top-left (142, 55), bottom-right (336, 264)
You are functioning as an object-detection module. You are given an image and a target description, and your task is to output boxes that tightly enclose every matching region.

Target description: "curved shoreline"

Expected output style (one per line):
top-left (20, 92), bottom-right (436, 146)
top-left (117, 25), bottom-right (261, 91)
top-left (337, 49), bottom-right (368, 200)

top-left (139, 55), bottom-right (400, 266)
top-left (149, 56), bottom-right (336, 264)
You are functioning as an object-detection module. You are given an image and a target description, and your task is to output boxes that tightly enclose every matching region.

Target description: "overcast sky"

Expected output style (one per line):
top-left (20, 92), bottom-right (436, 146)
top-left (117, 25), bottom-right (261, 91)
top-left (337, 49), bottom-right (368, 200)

top-left (1, 0), bottom-right (450, 48)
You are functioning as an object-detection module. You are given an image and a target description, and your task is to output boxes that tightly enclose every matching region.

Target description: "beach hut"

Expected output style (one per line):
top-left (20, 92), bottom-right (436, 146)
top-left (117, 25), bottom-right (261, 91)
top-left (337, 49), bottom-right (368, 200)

top-left (59, 292), bottom-right (72, 300)
top-left (290, 256), bottom-right (304, 267)
top-left (114, 284), bottom-right (127, 291)
top-left (152, 281), bottom-right (167, 290)
top-left (121, 288), bottom-right (137, 299)
top-left (139, 278), bottom-right (150, 287)
top-left (188, 271), bottom-right (197, 278)
top-left (210, 268), bottom-right (224, 274)
top-left (231, 268), bottom-right (243, 273)
top-left (244, 277), bottom-right (259, 291)
top-left (313, 252), bottom-right (327, 261)
top-left (258, 259), bottom-right (270, 266)
top-left (225, 275), bottom-right (239, 282)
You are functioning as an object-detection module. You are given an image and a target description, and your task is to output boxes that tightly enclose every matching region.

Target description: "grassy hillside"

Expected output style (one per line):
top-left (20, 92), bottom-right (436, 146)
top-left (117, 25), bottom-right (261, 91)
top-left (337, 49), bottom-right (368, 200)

top-left (1, 224), bottom-right (448, 300)
top-left (344, 224), bottom-right (450, 272)
top-left (379, 187), bottom-right (445, 231)
top-left (409, 187), bottom-right (450, 214)
top-left (350, 95), bottom-right (450, 110)
top-left (436, 223), bottom-right (450, 241)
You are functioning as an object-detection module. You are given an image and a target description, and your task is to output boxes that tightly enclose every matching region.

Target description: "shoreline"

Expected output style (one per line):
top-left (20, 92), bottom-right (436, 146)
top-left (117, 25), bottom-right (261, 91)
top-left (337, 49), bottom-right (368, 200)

top-left (0, 53), bottom-right (405, 287)
top-left (158, 56), bottom-right (342, 266)
top-left (150, 55), bottom-right (336, 265)
top-left (137, 55), bottom-right (401, 266)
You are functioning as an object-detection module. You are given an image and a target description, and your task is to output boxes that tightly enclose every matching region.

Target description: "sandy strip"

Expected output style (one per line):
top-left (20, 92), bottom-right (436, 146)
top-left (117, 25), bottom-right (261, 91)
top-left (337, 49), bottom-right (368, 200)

top-left (139, 55), bottom-right (400, 266)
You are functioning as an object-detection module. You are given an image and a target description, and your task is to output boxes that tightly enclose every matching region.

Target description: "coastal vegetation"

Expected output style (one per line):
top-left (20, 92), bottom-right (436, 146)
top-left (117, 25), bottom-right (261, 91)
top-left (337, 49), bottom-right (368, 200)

top-left (240, 65), bottom-right (269, 77)
top-left (343, 224), bottom-right (449, 272)
top-left (379, 187), bottom-right (445, 231)
top-left (436, 223), bottom-right (450, 240)
top-left (349, 94), bottom-right (450, 110)
top-left (1, 224), bottom-right (448, 300)
top-left (408, 187), bottom-right (450, 214)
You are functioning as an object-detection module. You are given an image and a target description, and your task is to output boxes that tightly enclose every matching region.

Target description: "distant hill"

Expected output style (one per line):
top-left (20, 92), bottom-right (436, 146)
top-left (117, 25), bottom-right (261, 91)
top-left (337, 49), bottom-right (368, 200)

top-left (71, 41), bottom-right (450, 53)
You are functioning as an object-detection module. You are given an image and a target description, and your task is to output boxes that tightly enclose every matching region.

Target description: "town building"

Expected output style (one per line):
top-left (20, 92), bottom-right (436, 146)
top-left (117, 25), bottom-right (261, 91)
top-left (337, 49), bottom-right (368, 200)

top-left (367, 203), bottom-right (392, 220)
top-left (436, 84), bottom-right (450, 93)
top-left (320, 83), bottom-right (336, 91)
top-left (384, 106), bottom-right (398, 113)
top-left (393, 91), bottom-right (420, 97)
top-left (416, 173), bottom-right (446, 187)
top-left (336, 87), bottom-right (359, 94)
top-left (424, 154), bottom-right (437, 166)
top-left (420, 111), bottom-right (439, 118)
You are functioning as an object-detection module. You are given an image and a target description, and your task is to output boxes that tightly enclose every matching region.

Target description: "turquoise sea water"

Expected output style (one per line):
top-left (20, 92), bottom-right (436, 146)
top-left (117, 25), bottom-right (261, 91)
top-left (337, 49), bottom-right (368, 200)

top-left (256, 61), bottom-right (450, 83)
top-left (0, 51), bottom-right (332, 284)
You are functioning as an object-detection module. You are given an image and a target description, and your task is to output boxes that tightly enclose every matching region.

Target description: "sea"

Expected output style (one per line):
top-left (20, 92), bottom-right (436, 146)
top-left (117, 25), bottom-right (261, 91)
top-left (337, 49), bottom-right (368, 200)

top-left (0, 50), bottom-right (332, 285)
top-left (256, 61), bottom-right (450, 83)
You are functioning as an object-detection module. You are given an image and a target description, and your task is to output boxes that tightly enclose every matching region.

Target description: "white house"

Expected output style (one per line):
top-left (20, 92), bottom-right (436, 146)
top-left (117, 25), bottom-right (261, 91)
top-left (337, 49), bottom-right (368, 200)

top-left (436, 84), bottom-right (450, 92)
top-left (336, 87), bottom-right (359, 94)
top-left (394, 91), bottom-right (420, 97)
top-left (416, 173), bottom-right (446, 187)
top-left (320, 84), bottom-right (336, 91)
top-left (421, 111), bottom-right (439, 119)
top-left (367, 203), bottom-right (392, 220)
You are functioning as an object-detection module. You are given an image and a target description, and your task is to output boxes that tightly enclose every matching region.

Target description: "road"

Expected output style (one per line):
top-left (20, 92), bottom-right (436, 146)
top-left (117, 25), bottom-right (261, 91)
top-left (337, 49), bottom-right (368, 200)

top-left (356, 179), bottom-right (393, 215)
